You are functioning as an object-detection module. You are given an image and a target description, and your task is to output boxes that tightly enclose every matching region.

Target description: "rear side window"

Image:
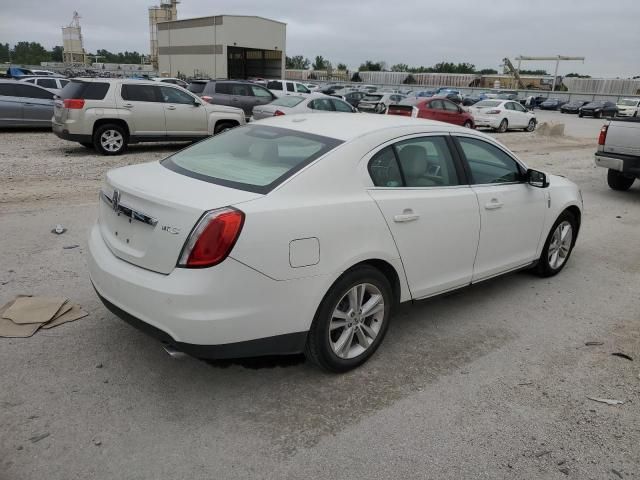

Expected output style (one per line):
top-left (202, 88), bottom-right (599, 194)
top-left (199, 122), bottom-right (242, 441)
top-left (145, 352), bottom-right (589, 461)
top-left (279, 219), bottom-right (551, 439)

top-left (286, 83), bottom-right (295, 92)
top-left (160, 86), bottom-right (195, 104)
top-left (0, 84), bottom-right (17, 96)
top-left (60, 80), bottom-right (69, 87)
top-left (59, 81), bottom-right (109, 100)
top-left (121, 84), bottom-right (159, 102)
top-left (332, 99), bottom-right (353, 112)
top-left (251, 85), bottom-right (273, 98)
top-left (309, 98), bottom-right (334, 111)
top-left (267, 81), bottom-right (282, 90)
top-left (162, 125), bottom-right (343, 194)
top-left (15, 84), bottom-right (54, 99)
top-left (37, 78), bottom-right (57, 89)
top-left (187, 82), bottom-right (206, 94)
top-left (230, 83), bottom-right (250, 96)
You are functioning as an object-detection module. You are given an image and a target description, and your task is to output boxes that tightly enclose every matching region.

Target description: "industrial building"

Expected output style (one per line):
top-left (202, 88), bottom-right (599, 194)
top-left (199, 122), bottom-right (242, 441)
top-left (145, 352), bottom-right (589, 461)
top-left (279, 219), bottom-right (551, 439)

top-left (149, 0), bottom-right (179, 70)
top-left (62, 12), bottom-right (88, 64)
top-left (157, 15), bottom-right (286, 79)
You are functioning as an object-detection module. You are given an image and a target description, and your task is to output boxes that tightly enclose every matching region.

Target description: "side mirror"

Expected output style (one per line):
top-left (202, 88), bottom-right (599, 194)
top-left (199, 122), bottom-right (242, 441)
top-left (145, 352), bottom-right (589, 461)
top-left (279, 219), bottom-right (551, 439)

top-left (527, 169), bottom-right (549, 188)
top-left (193, 100), bottom-right (201, 106)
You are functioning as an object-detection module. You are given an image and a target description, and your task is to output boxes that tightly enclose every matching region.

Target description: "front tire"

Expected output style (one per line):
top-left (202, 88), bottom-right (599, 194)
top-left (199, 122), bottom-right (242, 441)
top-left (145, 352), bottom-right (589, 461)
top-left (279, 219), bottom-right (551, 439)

top-left (525, 119), bottom-right (536, 132)
top-left (214, 121), bottom-right (237, 135)
top-left (305, 266), bottom-right (393, 372)
top-left (463, 120), bottom-right (473, 129)
top-left (496, 119), bottom-right (508, 133)
top-left (93, 124), bottom-right (127, 156)
top-left (535, 211), bottom-right (577, 277)
top-left (607, 169), bottom-right (635, 191)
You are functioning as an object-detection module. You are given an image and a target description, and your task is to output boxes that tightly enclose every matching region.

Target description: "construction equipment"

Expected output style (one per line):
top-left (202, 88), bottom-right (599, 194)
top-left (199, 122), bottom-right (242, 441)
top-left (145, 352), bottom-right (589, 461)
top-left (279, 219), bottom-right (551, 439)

top-left (502, 57), bottom-right (525, 89)
top-left (514, 56), bottom-right (586, 91)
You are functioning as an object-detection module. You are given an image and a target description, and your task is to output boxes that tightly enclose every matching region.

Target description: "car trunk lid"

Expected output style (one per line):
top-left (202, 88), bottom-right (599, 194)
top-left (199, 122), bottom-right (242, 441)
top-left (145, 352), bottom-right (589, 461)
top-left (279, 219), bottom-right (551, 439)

top-left (99, 161), bottom-right (262, 274)
top-left (387, 105), bottom-right (415, 117)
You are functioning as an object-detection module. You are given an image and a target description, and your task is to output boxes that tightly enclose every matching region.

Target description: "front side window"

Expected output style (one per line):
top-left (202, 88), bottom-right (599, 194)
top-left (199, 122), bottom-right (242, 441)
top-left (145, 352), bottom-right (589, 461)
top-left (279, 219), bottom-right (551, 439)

top-left (331, 99), bottom-right (353, 112)
top-left (251, 85), bottom-right (273, 97)
top-left (505, 102), bottom-right (515, 110)
top-left (160, 86), bottom-right (195, 104)
top-left (513, 102), bottom-right (527, 112)
top-left (429, 99), bottom-right (444, 110)
top-left (121, 84), bottom-right (159, 102)
top-left (162, 125), bottom-right (343, 194)
top-left (457, 137), bottom-right (522, 184)
top-left (295, 83), bottom-right (310, 93)
top-left (0, 84), bottom-right (17, 96)
top-left (442, 100), bottom-right (459, 112)
top-left (15, 84), bottom-right (54, 100)
top-left (230, 83), bottom-right (250, 96)
top-left (368, 137), bottom-right (460, 188)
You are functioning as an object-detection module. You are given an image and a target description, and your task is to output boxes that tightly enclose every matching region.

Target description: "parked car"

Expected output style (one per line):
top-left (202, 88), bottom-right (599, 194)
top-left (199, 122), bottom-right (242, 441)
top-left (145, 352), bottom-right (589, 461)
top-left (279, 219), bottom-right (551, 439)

top-left (539, 98), bottom-right (568, 110)
top-left (358, 93), bottom-right (406, 114)
top-left (615, 98), bottom-right (640, 117)
top-left (470, 99), bottom-right (537, 132)
top-left (0, 79), bottom-right (55, 127)
top-left (305, 83), bottom-right (320, 92)
top-left (560, 100), bottom-right (589, 114)
top-left (594, 117), bottom-right (640, 190)
top-left (30, 69), bottom-right (59, 77)
top-left (151, 77), bottom-right (189, 88)
top-left (252, 94), bottom-right (357, 120)
top-left (361, 85), bottom-right (378, 93)
top-left (387, 97), bottom-right (474, 128)
top-left (319, 84), bottom-right (346, 95)
top-left (52, 79), bottom-right (246, 155)
top-left (519, 95), bottom-right (548, 109)
top-left (335, 90), bottom-right (368, 108)
top-left (186, 79), bottom-right (209, 95)
top-left (462, 95), bottom-right (482, 106)
top-left (88, 113), bottom-right (582, 372)
top-left (410, 90), bottom-right (436, 98)
top-left (266, 79), bottom-right (313, 97)
top-left (441, 91), bottom-right (463, 104)
top-left (200, 80), bottom-right (277, 119)
top-left (20, 76), bottom-right (70, 95)
top-left (579, 101), bottom-right (617, 118)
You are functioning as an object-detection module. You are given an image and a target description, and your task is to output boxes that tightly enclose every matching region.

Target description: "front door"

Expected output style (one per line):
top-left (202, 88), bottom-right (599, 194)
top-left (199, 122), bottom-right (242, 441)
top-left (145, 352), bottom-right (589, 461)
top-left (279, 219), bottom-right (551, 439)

top-left (159, 85), bottom-right (207, 137)
top-left (453, 135), bottom-right (547, 281)
top-left (118, 84), bottom-right (166, 137)
top-left (366, 136), bottom-right (480, 299)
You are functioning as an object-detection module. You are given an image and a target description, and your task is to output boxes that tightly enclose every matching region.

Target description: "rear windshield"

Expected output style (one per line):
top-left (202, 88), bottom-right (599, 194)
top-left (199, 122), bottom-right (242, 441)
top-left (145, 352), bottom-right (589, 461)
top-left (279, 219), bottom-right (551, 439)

top-left (59, 81), bottom-right (109, 100)
top-left (187, 82), bottom-right (206, 94)
top-left (475, 100), bottom-right (501, 107)
top-left (271, 96), bottom-right (305, 107)
top-left (162, 125), bottom-right (343, 194)
top-left (363, 95), bottom-right (383, 102)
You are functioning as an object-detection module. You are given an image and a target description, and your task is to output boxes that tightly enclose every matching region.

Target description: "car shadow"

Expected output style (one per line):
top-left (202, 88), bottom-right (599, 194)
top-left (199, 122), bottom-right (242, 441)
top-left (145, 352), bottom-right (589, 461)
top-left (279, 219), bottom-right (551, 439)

top-left (204, 353), bottom-right (306, 370)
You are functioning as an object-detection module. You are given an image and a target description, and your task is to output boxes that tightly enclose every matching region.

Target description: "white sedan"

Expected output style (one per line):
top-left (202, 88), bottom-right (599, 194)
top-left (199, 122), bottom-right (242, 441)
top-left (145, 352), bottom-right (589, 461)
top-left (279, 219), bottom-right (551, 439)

top-left (88, 114), bottom-right (582, 372)
top-left (470, 99), bottom-right (537, 132)
top-left (252, 94), bottom-right (357, 120)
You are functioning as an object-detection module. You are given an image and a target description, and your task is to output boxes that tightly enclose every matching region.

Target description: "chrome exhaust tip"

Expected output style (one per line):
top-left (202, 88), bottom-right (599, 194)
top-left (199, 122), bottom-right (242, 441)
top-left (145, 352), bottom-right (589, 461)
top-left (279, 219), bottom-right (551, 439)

top-left (162, 344), bottom-right (187, 359)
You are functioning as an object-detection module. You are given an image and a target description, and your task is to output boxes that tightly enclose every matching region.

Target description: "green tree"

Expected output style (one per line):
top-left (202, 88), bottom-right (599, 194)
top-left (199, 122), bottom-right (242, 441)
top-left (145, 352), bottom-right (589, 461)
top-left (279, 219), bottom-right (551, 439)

top-left (565, 72), bottom-right (591, 78)
top-left (478, 68), bottom-right (498, 75)
top-left (359, 60), bottom-right (385, 71)
top-left (336, 63), bottom-right (347, 71)
top-left (519, 69), bottom-right (548, 75)
top-left (391, 63), bottom-right (409, 72)
top-left (50, 45), bottom-right (64, 62)
top-left (286, 55), bottom-right (310, 69)
top-left (403, 74), bottom-right (417, 84)
top-left (0, 43), bottom-right (10, 63)
top-left (11, 41), bottom-right (50, 64)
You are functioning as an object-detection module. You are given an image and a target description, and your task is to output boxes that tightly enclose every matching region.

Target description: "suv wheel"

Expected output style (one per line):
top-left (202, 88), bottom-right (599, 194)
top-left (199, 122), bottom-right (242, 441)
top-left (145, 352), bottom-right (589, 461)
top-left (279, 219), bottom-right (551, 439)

top-left (94, 124), bottom-right (127, 155)
top-left (214, 121), bottom-right (236, 135)
top-left (607, 169), bottom-right (635, 191)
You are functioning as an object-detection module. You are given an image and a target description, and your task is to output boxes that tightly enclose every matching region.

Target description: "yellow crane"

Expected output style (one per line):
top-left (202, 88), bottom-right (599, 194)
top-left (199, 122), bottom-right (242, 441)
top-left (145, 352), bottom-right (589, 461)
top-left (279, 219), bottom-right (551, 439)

top-left (508, 55), bottom-right (586, 91)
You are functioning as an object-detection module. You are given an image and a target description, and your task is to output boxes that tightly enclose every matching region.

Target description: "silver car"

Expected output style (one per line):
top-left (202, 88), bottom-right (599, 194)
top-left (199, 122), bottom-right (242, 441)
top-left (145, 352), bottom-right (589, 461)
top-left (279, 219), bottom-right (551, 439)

top-left (20, 76), bottom-right (70, 95)
top-left (252, 94), bottom-right (356, 120)
top-left (0, 79), bottom-right (55, 127)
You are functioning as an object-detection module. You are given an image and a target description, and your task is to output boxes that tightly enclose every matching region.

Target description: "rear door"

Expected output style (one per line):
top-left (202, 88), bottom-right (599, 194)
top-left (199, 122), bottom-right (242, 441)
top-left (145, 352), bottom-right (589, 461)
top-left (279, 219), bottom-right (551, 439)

top-left (0, 83), bottom-right (23, 125)
top-left (453, 135), bottom-right (547, 281)
top-left (248, 84), bottom-right (276, 115)
top-left (118, 84), bottom-right (166, 136)
top-left (15, 83), bottom-right (54, 124)
top-left (441, 99), bottom-right (463, 125)
top-left (367, 135), bottom-right (480, 299)
top-left (424, 99), bottom-right (446, 122)
top-left (308, 98), bottom-right (335, 113)
top-left (159, 85), bottom-right (207, 137)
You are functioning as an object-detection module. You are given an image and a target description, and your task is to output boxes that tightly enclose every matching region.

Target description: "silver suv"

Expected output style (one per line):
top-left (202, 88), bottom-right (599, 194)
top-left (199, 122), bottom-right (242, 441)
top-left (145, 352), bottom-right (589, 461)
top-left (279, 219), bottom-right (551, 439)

top-left (53, 79), bottom-right (246, 155)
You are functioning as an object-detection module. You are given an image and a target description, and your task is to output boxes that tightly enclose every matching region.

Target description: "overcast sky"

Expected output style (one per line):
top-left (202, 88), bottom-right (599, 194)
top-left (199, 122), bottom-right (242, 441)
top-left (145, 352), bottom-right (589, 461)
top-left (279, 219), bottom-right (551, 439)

top-left (2, 0), bottom-right (639, 77)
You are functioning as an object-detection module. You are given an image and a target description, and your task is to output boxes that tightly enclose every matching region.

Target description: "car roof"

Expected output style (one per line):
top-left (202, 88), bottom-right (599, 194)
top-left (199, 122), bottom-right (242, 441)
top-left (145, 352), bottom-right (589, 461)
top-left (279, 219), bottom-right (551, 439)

top-left (255, 112), bottom-right (489, 142)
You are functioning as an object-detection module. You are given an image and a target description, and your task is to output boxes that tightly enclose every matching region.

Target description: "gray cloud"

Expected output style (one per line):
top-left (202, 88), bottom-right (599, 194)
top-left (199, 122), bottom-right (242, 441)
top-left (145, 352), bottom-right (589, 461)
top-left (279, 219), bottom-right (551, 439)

top-left (1, 0), bottom-right (638, 77)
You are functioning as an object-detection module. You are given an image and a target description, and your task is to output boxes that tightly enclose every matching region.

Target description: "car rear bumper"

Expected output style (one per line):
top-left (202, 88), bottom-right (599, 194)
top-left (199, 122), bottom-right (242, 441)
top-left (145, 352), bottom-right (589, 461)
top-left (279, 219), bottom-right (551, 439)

top-left (88, 223), bottom-right (323, 357)
top-left (52, 121), bottom-right (92, 143)
top-left (473, 116), bottom-right (501, 128)
top-left (595, 152), bottom-right (640, 175)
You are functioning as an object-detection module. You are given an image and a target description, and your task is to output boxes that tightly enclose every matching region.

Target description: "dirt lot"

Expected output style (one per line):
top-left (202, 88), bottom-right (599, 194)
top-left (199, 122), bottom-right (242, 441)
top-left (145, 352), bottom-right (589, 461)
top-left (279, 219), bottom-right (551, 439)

top-left (1, 112), bottom-right (639, 480)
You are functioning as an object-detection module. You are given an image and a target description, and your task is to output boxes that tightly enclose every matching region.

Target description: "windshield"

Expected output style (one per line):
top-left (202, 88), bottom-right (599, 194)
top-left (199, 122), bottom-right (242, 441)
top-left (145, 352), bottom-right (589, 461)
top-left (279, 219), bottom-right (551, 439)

top-left (162, 125), bottom-right (343, 194)
top-left (271, 96), bottom-right (305, 107)
top-left (363, 95), bottom-right (383, 102)
top-left (475, 100), bottom-right (502, 108)
top-left (619, 99), bottom-right (638, 106)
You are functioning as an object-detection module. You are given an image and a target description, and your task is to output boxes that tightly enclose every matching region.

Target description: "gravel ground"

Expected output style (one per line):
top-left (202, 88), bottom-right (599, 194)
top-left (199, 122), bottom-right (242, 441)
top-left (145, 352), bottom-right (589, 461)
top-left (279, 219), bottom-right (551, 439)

top-left (1, 112), bottom-right (639, 480)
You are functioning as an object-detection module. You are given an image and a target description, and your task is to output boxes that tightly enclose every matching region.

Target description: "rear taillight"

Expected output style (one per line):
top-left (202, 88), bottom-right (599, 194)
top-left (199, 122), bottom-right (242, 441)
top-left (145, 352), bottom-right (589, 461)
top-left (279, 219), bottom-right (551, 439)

top-left (201, 96), bottom-right (213, 103)
top-left (598, 125), bottom-right (608, 145)
top-left (485, 109), bottom-right (501, 114)
top-left (273, 110), bottom-right (285, 116)
top-left (63, 98), bottom-right (85, 109)
top-left (178, 208), bottom-right (245, 268)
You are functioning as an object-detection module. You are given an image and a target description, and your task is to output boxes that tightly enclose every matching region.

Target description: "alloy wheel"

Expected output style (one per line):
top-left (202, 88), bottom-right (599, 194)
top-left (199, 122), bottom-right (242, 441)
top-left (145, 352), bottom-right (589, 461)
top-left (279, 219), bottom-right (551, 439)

top-left (100, 130), bottom-right (124, 152)
top-left (329, 283), bottom-right (385, 359)
top-left (547, 221), bottom-right (573, 270)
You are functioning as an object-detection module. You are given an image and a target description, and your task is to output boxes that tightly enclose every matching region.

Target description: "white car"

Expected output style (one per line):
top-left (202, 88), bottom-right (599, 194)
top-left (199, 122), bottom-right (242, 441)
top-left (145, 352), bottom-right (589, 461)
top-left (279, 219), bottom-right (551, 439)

top-left (20, 76), bottom-right (70, 95)
top-left (266, 79), bottom-right (313, 97)
top-left (615, 98), bottom-right (640, 118)
top-left (358, 93), bottom-right (406, 114)
top-left (470, 100), bottom-right (537, 132)
top-left (252, 94), bottom-right (356, 120)
top-left (305, 83), bottom-right (320, 92)
top-left (88, 114), bottom-right (582, 372)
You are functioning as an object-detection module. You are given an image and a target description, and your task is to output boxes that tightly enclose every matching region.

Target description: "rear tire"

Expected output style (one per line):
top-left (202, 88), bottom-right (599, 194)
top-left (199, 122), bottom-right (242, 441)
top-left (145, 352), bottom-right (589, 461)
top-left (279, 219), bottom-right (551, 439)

top-left (93, 124), bottom-right (127, 156)
top-left (535, 211), bottom-right (577, 278)
top-left (496, 118), bottom-right (508, 133)
top-left (305, 266), bottom-right (393, 373)
top-left (214, 121), bottom-right (236, 135)
top-left (595, 111), bottom-right (602, 119)
top-left (607, 169), bottom-right (635, 191)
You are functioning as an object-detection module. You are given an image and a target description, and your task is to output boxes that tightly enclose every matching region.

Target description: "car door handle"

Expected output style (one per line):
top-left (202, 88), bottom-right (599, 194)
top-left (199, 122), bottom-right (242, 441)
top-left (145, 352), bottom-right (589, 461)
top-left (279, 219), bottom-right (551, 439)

top-left (393, 210), bottom-right (420, 223)
top-left (166, 105), bottom-right (176, 110)
top-left (485, 199), bottom-right (503, 210)
top-left (122, 103), bottom-right (134, 108)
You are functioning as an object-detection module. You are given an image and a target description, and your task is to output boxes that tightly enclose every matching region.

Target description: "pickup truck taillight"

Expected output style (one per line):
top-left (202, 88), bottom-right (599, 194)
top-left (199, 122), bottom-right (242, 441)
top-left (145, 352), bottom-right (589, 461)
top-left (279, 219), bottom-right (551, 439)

top-left (598, 125), bottom-right (608, 145)
top-left (63, 98), bottom-right (85, 109)
top-left (178, 208), bottom-right (245, 268)
top-left (201, 96), bottom-right (213, 103)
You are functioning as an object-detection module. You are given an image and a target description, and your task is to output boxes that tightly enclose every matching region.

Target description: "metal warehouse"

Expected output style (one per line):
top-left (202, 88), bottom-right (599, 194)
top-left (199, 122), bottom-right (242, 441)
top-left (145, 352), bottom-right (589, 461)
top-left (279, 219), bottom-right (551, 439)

top-left (157, 15), bottom-right (286, 79)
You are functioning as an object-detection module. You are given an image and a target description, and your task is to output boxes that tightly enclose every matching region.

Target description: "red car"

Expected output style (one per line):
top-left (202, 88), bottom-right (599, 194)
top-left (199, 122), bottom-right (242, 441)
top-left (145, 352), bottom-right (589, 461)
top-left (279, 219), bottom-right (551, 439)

top-left (387, 97), bottom-right (475, 128)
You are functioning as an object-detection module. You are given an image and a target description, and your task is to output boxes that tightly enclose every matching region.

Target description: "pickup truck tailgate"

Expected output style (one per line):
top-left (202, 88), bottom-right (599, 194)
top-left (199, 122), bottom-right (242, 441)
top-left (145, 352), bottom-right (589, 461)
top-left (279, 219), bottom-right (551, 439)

top-left (602, 119), bottom-right (640, 157)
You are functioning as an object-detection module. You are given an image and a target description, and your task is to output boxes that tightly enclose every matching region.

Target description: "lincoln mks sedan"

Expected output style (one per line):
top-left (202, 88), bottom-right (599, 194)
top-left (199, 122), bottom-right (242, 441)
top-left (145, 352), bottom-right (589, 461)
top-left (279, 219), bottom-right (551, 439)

top-left (89, 114), bottom-right (582, 372)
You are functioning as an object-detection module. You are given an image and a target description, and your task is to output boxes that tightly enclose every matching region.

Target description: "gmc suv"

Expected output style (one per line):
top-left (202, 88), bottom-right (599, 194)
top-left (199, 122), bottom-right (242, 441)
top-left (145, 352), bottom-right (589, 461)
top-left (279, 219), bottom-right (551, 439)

top-left (52, 79), bottom-right (246, 155)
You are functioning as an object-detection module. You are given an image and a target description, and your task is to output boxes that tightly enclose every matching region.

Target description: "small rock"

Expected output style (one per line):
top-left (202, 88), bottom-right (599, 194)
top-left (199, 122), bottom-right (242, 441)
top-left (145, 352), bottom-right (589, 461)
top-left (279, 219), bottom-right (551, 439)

top-left (95, 363), bottom-right (103, 369)
top-left (93, 439), bottom-right (102, 446)
top-left (612, 468), bottom-right (623, 478)
top-left (16, 445), bottom-right (23, 451)
top-left (29, 432), bottom-right (50, 443)
top-left (559, 467), bottom-right (569, 475)
top-left (616, 215), bottom-right (622, 219)
top-left (557, 460), bottom-right (566, 466)
top-left (63, 244), bottom-right (80, 250)
top-left (51, 225), bottom-right (67, 235)
top-left (103, 379), bottom-right (109, 384)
